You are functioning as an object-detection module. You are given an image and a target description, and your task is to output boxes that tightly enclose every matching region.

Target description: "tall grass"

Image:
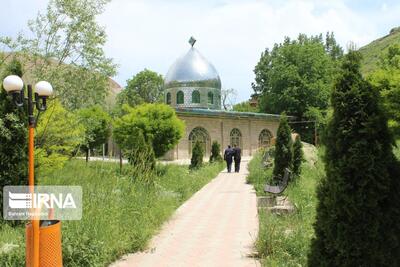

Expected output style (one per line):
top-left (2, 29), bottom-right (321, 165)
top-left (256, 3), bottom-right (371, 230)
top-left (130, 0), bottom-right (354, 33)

top-left (248, 148), bottom-right (324, 267)
top-left (246, 152), bottom-right (273, 196)
top-left (0, 160), bottom-right (223, 266)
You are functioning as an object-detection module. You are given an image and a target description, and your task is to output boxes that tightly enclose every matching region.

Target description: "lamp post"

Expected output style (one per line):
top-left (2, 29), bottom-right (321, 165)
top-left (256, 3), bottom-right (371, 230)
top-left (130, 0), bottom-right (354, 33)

top-left (2, 75), bottom-right (53, 267)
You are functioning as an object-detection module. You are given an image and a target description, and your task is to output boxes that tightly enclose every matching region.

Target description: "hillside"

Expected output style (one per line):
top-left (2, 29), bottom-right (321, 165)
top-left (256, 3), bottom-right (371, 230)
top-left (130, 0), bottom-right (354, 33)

top-left (0, 52), bottom-right (122, 108)
top-left (359, 26), bottom-right (400, 75)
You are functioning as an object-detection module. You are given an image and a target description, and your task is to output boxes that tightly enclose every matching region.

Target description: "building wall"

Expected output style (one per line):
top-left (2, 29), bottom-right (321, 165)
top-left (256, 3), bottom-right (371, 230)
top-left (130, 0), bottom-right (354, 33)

top-left (164, 113), bottom-right (279, 160)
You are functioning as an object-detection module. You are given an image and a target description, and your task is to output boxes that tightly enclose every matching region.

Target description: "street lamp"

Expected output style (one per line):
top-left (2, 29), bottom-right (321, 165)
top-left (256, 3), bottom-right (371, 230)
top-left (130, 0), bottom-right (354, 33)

top-left (3, 75), bottom-right (53, 267)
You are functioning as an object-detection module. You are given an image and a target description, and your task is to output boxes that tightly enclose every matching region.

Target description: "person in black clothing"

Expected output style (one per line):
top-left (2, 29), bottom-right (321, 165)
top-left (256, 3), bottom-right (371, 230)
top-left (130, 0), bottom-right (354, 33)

top-left (233, 144), bottom-right (242, 172)
top-left (224, 145), bottom-right (234, 173)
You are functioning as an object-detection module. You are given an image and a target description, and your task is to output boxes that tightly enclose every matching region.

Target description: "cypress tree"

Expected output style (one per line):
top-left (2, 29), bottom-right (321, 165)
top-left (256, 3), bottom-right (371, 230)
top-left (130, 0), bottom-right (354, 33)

top-left (308, 51), bottom-right (400, 266)
top-left (273, 114), bottom-right (293, 180)
top-left (190, 141), bottom-right (203, 169)
top-left (209, 141), bottom-right (222, 163)
top-left (292, 135), bottom-right (303, 177)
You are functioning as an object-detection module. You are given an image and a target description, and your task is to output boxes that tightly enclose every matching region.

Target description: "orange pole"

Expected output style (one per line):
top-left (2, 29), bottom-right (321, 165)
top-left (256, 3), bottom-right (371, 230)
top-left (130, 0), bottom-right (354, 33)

top-left (28, 126), bottom-right (39, 267)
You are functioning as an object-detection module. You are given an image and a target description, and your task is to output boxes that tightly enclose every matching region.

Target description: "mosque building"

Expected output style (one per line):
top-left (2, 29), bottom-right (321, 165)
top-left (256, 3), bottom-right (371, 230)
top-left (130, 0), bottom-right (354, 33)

top-left (163, 37), bottom-right (281, 160)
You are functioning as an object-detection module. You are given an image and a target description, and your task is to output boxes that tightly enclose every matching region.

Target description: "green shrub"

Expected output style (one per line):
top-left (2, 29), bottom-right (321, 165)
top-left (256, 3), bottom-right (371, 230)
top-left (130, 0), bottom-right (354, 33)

top-left (292, 135), bottom-right (303, 177)
top-left (35, 100), bottom-right (85, 174)
top-left (209, 141), bottom-right (223, 163)
top-left (190, 141), bottom-right (203, 169)
top-left (0, 58), bottom-right (28, 217)
top-left (273, 114), bottom-right (293, 180)
top-left (309, 51), bottom-right (400, 266)
top-left (113, 103), bottom-right (184, 158)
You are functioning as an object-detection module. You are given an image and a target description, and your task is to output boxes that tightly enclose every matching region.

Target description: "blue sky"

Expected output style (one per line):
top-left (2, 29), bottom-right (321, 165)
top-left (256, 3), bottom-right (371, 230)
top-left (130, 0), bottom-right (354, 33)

top-left (1, 0), bottom-right (400, 103)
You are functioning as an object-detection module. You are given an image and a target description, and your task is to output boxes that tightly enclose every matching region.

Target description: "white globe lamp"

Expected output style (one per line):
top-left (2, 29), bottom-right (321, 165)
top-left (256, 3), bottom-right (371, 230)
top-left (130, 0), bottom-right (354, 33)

top-left (2, 75), bottom-right (24, 93)
top-left (34, 81), bottom-right (53, 97)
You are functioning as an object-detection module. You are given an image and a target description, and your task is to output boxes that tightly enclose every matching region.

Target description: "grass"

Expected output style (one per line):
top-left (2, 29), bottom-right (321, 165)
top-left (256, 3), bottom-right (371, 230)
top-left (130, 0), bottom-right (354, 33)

top-left (247, 148), bottom-right (324, 267)
top-left (0, 159), bottom-right (223, 266)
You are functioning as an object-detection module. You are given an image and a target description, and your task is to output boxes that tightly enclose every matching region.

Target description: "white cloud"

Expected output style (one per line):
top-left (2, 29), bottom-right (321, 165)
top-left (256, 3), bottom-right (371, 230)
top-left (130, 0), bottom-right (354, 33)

top-left (99, 0), bottom-right (390, 101)
top-left (2, 0), bottom-right (399, 102)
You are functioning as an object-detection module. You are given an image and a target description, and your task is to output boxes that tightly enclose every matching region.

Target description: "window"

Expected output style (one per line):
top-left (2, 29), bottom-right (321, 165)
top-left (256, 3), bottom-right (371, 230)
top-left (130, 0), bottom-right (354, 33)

top-left (230, 128), bottom-right (242, 147)
top-left (208, 92), bottom-right (214, 104)
top-left (177, 91), bottom-right (184, 104)
top-left (259, 129), bottom-right (272, 148)
top-left (166, 92), bottom-right (171, 104)
top-left (188, 127), bottom-right (210, 156)
top-left (192, 90), bottom-right (200, 103)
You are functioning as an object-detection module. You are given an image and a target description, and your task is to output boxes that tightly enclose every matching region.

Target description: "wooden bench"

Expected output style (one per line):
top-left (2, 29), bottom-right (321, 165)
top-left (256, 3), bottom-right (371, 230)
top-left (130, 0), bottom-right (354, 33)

top-left (264, 168), bottom-right (291, 194)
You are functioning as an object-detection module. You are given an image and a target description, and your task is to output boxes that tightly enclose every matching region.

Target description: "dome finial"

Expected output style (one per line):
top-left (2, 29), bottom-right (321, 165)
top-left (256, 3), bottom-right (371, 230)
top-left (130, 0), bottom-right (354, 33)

top-left (188, 36), bottom-right (196, 47)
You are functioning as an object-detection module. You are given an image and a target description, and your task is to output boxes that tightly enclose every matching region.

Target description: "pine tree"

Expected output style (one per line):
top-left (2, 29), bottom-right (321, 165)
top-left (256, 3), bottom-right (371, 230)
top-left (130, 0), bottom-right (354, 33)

top-left (190, 141), bottom-right (204, 169)
top-left (209, 141), bottom-right (222, 163)
top-left (292, 135), bottom-right (303, 177)
top-left (308, 51), bottom-right (400, 266)
top-left (273, 114), bottom-right (293, 180)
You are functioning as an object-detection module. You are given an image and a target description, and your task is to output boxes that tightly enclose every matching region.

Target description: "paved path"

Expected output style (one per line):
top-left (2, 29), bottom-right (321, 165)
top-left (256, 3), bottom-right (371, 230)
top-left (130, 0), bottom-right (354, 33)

top-left (111, 159), bottom-right (260, 267)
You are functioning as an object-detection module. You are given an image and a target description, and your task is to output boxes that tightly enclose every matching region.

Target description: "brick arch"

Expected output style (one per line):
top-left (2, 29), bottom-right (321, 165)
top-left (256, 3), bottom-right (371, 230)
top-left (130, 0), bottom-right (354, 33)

top-left (258, 129), bottom-right (273, 148)
top-left (188, 126), bottom-right (211, 156)
top-left (230, 128), bottom-right (242, 148)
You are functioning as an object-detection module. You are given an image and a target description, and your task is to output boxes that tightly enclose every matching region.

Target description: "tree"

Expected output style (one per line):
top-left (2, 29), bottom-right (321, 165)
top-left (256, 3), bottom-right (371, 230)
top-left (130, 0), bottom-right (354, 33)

top-left (273, 114), bottom-right (293, 179)
top-left (325, 32), bottom-right (344, 60)
top-left (35, 100), bottom-right (85, 173)
top-left (292, 135), bottom-right (303, 177)
top-left (0, 58), bottom-right (28, 217)
top-left (77, 105), bottom-right (111, 162)
top-left (252, 33), bottom-right (340, 142)
top-left (309, 51), bottom-right (400, 266)
top-left (190, 141), bottom-right (204, 169)
top-left (369, 44), bottom-right (400, 137)
top-left (0, 0), bottom-right (116, 110)
top-left (209, 141), bottom-right (223, 163)
top-left (221, 88), bottom-right (237, 110)
top-left (232, 101), bottom-right (258, 112)
top-left (117, 69), bottom-right (164, 107)
top-left (113, 103), bottom-right (185, 158)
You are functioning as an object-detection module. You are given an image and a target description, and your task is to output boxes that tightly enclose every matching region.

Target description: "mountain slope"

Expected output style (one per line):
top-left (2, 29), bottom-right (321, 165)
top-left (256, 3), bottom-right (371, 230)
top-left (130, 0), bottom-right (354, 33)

top-left (359, 27), bottom-right (400, 75)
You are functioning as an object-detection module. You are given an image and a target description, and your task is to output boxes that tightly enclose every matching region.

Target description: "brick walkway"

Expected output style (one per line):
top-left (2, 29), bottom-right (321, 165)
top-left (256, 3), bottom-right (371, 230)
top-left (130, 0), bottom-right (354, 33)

top-left (111, 159), bottom-right (260, 267)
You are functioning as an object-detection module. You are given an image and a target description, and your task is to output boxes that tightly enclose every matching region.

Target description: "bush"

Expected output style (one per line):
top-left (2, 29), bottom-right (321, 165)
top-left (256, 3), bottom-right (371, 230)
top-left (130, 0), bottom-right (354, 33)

top-left (209, 141), bottom-right (223, 163)
top-left (309, 51), bottom-right (400, 266)
top-left (35, 100), bottom-right (85, 174)
top-left (273, 114), bottom-right (293, 180)
top-left (0, 58), bottom-right (28, 217)
top-left (292, 135), bottom-right (303, 177)
top-left (190, 141), bottom-right (203, 169)
top-left (114, 104), bottom-right (184, 158)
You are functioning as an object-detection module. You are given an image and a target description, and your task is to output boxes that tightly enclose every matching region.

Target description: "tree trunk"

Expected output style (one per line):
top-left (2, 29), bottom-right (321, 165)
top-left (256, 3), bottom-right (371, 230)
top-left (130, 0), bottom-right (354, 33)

top-left (119, 151), bottom-right (123, 173)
